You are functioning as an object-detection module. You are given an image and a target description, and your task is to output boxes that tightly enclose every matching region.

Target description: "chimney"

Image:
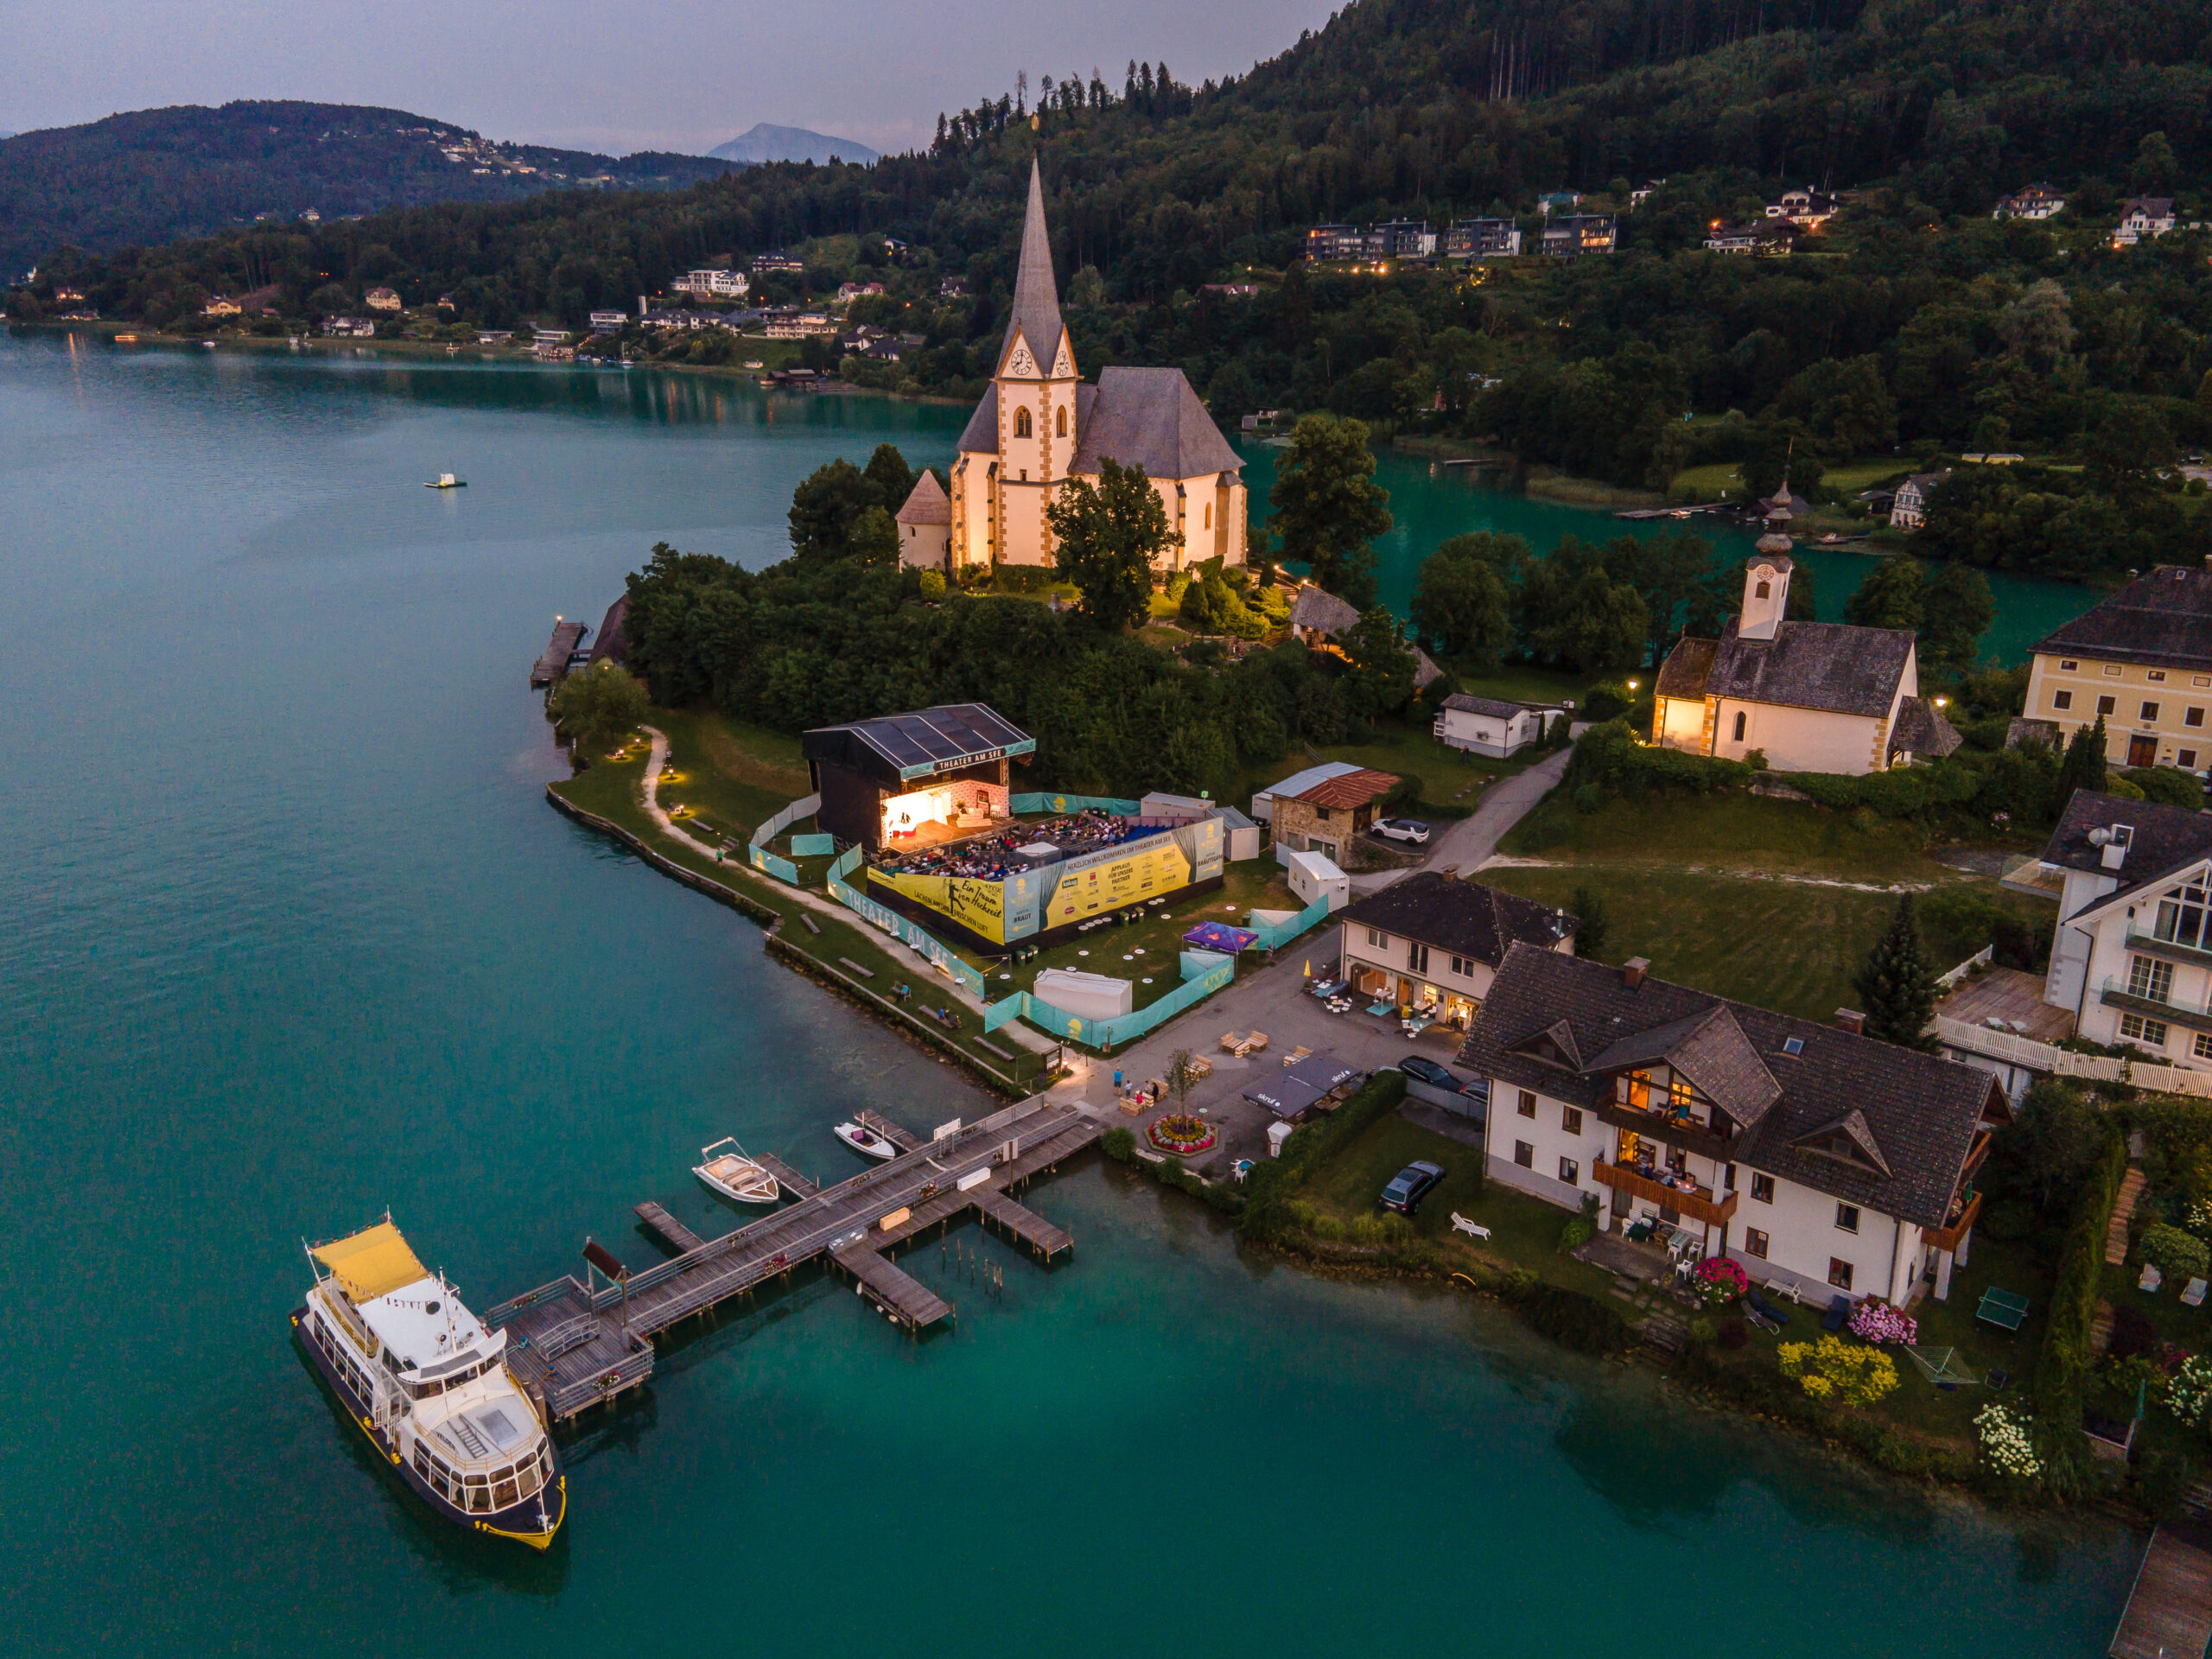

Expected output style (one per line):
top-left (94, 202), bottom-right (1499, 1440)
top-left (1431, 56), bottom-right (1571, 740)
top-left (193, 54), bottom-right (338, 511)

top-left (2098, 823), bottom-right (2133, 871)
top-left (1834, 1007), bottom-right (1866, 1035)
top-left (1623, 957), bottom-right (1650, 989)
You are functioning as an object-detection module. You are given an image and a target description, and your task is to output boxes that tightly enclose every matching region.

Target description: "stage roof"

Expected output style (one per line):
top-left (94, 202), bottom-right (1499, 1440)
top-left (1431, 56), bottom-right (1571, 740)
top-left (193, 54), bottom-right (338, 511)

top-left (803, 703), bottom-right (1035, 784)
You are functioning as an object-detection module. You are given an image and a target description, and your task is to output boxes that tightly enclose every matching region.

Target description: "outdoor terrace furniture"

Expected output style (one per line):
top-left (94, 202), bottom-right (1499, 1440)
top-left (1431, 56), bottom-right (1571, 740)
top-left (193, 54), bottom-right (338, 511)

top-left (1976, 1287), bottom-right (2031, 1332)
top-left (1822, 1294), bottom-right (1851, 1332)
top-left (1745, 1287), bottom-right (1792, 1326)
top-left (2186, 1278), bottom-right (2209, 1307)
top-left (2142, 1264), bottom-right (2164, 1293)
top-left (1740, 1298), bottom-right (1780, 1334)
top-left (1451, 1213), bottom-right (1491, 1240)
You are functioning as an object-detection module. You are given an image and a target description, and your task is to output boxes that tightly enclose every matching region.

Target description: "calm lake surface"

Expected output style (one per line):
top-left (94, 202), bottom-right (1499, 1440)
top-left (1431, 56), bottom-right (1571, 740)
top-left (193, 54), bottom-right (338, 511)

top-left (0, 334), bottom-right (2126, 1656)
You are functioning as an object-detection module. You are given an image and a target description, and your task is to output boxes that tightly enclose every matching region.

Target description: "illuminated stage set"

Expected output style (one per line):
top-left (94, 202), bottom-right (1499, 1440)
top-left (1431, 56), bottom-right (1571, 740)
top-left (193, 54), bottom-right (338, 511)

top-left (800, 704), bottom-right (1229, 955)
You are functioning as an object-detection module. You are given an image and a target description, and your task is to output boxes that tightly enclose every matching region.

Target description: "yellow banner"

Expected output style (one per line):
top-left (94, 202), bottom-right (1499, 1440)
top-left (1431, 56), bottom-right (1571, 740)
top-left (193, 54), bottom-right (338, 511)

top-left (1049, 842), bottom-right (1190, 925)
top-left (867, 868), bottom-right (1007, 944)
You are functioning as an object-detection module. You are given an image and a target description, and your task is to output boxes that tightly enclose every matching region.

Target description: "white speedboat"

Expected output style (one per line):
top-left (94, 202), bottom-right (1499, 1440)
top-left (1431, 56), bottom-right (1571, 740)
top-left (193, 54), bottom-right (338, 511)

top-left (833, 1121), bottom-right (898, 1160)
top-left (693, 1138), bottom-right (780, 1204)
top-left (293, 1217), bottom-right (563, 1549)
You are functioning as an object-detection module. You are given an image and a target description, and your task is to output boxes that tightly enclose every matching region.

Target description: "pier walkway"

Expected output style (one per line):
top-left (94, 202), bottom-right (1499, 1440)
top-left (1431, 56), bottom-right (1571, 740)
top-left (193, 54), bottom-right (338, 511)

top-left (487, 1097), bottom-right (1099, 1419)
top-left (531, 620), bottom-right (587, 687)
top-left (2111, 1524), bottom-right (2212, 1658)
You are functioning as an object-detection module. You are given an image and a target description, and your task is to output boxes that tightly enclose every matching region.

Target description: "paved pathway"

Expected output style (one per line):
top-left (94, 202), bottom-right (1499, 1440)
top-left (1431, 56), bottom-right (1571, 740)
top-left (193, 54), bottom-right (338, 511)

top-left (1349, 747), bottom-right (1573, 893)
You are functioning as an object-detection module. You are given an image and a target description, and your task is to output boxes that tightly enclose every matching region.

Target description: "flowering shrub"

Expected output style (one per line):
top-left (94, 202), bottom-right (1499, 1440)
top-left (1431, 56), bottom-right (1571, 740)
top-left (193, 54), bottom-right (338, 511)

top-left (2188, 1198), bottom-right (2212, 1238)
top-left (1847, 1300), bottom-right (1917, 1344)
top-left (2169, 1355), bottom-right (2212, 1427)
top-left (1974, 1403), bottom-right (2040, 1481)
top-left (1147, 1114), bottom-right (1217, 1154)
top-left (1693, 1256), bottom-right (1748, 1306)
top-left (1778, 1335), bottom-right (1899, 1405)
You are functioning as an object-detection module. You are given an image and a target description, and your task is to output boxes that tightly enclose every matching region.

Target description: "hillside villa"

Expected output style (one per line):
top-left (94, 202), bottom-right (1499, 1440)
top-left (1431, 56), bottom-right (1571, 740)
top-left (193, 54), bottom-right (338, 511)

top-left (1460, 947), bottom-right (2009, 1306)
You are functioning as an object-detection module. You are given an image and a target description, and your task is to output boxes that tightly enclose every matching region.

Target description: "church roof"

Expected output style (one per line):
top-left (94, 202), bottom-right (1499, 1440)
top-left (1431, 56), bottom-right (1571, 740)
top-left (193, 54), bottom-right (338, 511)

top-left (1067, 367), bottom-right (1242, 480)
top-left (1656, 621), bottom-right (1914, 719)
top-left (956, 383), bottom-right (997, 453)
top-left (1000, 159), bottom-right (1066, 375)
top-left (896, 471), bottom-right (950, 525)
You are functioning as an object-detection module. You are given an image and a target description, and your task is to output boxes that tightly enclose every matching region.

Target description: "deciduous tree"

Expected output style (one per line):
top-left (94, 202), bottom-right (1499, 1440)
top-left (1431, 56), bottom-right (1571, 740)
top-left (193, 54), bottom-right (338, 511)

top-left (1046, 456), bottom-right (1169, 632)
top-left (1268, 413), bottom-right (1390, 607)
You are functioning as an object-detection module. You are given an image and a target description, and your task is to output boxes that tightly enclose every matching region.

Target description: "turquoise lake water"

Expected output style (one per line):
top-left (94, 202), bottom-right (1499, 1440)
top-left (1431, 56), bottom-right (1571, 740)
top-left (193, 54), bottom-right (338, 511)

top-left (0, 334), bottom-right (2130, 1656)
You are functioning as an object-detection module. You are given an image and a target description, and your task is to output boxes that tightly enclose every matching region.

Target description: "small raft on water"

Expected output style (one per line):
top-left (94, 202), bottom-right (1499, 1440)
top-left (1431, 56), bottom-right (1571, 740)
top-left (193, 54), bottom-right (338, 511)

top-left (425, 473), bottom-right (467, 489)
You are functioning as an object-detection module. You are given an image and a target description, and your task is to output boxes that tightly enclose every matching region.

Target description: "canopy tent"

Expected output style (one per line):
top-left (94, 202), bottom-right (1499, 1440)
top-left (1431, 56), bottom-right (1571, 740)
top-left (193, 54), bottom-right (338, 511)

top-left (1285, 1052), bottom-right (1358, 1093)
top-left (1243, 1074), bottom-right (1325, 1119)
top-left (1183, 921), bottom-right (1260, 955)
top-left (310, 1221), bottom-right (428, 1302)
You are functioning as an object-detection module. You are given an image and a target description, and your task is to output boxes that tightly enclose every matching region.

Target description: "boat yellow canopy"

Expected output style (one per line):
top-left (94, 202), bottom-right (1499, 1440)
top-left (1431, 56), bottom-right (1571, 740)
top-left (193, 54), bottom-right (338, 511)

top-left (312, 1221), bottom-right (429, 1301)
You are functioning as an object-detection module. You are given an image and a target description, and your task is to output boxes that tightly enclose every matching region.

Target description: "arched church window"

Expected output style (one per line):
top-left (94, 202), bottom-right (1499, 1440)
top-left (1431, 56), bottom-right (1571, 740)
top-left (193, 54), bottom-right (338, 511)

top-left (1732, 711), bottom-right (1747, 742)
top-left (1755, 581), bottom-right (1770, 599)
top-left (1056, 407), bottom-right (1067, 437)
top-left (1014, 408), bottom-right (1033, 438)
top-left (1205, 504), bottom-right (1212, 529)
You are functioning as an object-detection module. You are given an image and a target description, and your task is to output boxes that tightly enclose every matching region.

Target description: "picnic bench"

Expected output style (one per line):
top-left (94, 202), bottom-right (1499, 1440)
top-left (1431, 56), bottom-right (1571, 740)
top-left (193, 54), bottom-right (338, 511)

top-left (1976, 1287), bottom-right (2031, 1332)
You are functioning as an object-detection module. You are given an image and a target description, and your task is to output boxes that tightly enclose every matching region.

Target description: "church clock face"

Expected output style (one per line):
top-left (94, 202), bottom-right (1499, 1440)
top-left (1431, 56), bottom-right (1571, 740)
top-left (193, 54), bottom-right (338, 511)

top-left (1008, 346), bottom-right (1034, 377)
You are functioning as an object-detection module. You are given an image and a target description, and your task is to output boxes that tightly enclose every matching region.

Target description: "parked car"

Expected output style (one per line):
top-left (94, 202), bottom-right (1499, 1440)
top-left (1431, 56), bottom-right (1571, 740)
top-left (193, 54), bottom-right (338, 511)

top-left (1398, 1056), bottom-right (1457, 1088)
top-left (1381, 1160), bottom-right (1446, 1213)
top-left (1374, 817), bottom-right (1431, 844)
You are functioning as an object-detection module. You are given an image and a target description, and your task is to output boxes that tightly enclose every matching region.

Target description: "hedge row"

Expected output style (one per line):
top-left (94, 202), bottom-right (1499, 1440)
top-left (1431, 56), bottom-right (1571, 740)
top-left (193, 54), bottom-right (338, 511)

top-left (1240, 1070), bottom-right (1409, 1238)
top-left (2031, 1126), bottom-right (2131, 1477)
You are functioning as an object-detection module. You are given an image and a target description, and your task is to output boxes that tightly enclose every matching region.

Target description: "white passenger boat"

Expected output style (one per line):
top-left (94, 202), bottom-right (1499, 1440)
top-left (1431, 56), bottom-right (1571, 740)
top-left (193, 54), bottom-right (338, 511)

top-left (693, 1138), bottom-right (780, 1204)
top-left (833, 1120), bottom-right (898, 1160)
top-left (293, 1217), bottom-right (564, 1548)
top-left (424, 473), bottom-right (467, 488)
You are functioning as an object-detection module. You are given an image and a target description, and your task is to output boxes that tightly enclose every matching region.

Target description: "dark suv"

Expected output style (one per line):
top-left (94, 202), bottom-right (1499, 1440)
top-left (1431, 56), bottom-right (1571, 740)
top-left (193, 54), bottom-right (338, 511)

top-left (1381, 1160), bottom-right (1446, 1214)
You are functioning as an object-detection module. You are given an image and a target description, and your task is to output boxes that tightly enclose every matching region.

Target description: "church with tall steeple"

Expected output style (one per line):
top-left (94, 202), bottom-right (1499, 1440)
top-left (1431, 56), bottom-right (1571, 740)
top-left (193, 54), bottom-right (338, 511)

top-left (936, 159), bottom-right (1247, 574)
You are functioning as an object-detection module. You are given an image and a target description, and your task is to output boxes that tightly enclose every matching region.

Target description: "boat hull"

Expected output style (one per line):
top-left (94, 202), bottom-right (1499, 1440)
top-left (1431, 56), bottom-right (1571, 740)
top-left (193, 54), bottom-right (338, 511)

top-left (835, 1126), bottom-right (897, 1160)
top-left (289, 1307), bottom-right (565, 1548)
top-left (695, 1166), bottom-right (779, 1204)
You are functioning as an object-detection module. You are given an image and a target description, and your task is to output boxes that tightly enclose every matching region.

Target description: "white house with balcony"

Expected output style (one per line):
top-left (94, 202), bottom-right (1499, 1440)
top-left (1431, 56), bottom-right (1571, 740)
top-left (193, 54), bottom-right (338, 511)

top-left (1334, 874), bottom-right (1576, 1034)
top-left (2032, 790), bottom-right (2212, 1069)
top-left (1459, 946), bottom-right (2009, 1305)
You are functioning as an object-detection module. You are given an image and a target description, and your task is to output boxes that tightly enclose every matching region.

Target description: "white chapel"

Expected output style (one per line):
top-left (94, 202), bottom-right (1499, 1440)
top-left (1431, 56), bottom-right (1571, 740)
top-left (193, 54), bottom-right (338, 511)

top-left (928, 159), bottom-right (1248, 574)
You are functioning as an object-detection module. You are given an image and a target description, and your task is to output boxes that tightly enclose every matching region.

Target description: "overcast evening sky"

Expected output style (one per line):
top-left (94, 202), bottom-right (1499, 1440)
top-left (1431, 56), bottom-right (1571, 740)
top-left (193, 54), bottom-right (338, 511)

top-left (0, 0), bottom-right (1343, 158)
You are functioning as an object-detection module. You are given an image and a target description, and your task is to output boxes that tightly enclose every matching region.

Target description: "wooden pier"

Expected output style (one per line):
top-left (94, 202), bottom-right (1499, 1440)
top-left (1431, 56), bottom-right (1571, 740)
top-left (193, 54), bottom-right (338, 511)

top-left (2111, 1524), bottom-right (2212, 1658)
top-left (487, 1097), bottom-right (1099, 1419)
top-left (857, 1109), bottom-right (922, 1153)
top-left (530, 620), bottom-right (588, 688)
top-left (752, 1153), bottom-right (818, 1198)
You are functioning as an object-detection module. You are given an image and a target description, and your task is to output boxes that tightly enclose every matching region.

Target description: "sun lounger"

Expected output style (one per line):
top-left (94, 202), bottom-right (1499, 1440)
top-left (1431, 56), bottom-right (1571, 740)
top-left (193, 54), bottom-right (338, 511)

top-left (1740, 1298), bottom-right (1780, 1334)
top-left (1745, 1287), bottom-right (1791, 1326)
top-left (1822, 1294), bottom-right (1851, 1332)
top-left (2141, 1264), bottom-right (2164, 1293)
top-left (1451, 1212), bottom-right (1491, 1241)
top-left (2186, 1278), bottom-right (2209, 1308)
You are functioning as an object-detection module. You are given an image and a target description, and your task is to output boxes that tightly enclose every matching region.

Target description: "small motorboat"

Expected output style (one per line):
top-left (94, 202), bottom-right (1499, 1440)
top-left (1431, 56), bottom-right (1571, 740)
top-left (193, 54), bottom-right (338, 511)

top-left (833, 1121), bottom-right (898, 1161)
top-left (693, 1138), bottom-right (780, 1204)
top-left (425, 473), bottom-right (467, 489)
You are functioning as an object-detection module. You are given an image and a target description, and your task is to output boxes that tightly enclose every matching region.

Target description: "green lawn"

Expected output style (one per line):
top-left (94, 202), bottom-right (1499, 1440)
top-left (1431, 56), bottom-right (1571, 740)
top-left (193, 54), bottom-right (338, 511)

top-left (1253, 716), bottom-right (1560, 817)
top-left (1503, 790), bottom-right (1947, 879)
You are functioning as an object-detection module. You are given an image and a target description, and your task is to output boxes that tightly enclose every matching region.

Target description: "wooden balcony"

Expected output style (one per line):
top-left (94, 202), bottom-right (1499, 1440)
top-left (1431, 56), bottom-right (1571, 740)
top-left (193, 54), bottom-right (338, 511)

top-left (1926, 1190), bottom-right (1983, 1255)
top-left (1593, 1160), bottom-right (1738, 1227)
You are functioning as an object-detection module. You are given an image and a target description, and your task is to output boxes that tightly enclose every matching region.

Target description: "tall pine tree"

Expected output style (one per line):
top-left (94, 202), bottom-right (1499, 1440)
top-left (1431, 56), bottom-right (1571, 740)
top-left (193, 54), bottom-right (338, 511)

top-left (2051, 714), bottom-right (2109, 817)
top-left (1852, 894), bottom-right (1942, 1052)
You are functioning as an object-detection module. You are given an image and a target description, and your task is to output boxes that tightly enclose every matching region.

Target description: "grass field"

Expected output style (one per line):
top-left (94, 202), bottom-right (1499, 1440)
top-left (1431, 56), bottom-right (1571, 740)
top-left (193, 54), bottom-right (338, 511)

top-left (1503, 789), bottom-right (1950, 876)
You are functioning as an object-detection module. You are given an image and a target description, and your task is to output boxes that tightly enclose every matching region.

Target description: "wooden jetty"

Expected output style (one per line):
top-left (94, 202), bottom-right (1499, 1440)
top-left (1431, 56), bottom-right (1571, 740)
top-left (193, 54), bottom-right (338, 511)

top-left (487, 1097), bottom-right (1099, 1418)
top-left (530, 620), bottom-right (588, 688)
top-left (2111, 1524), bottom-right (2212, 1658)
top-left (752, 1153), bottom-right (818, 1198)
top-left (1612, 501), bottom-right (1729, 520)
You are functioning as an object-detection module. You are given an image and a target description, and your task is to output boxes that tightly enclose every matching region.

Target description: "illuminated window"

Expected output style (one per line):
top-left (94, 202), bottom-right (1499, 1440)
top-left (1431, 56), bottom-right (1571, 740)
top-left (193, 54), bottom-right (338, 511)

top-left (1056, 406), bottom-right (1067, 436)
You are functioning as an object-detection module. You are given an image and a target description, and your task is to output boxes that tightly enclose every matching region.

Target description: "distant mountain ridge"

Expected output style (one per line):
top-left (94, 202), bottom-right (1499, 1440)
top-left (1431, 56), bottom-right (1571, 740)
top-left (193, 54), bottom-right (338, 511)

top-left (709, 123), bottom-right (877, 165)
top-left (0, 99), bottom-right (735, 274)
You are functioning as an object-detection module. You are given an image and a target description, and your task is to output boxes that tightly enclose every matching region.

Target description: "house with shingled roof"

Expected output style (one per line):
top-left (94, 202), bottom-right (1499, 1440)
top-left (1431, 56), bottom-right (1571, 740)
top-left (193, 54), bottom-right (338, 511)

top-left (1433, 692), bottom-right (1565, 758)
top-left (1653, 550), bottom-right (1958, 774)
top-left (1337, 873), bottom-right (1577, 1032)
top-left (949, 159), bottom-right (1247, 575)
top-left (1269, 766), bottom-right (1399, 865)
top-left (895, 471), bottom-right (951, 573)
top-left (2022, 563), bottom-right (2212, 774)
top-left (2019, 789), bottom-right (2212, 1070)
top-left (1460, 945), bottom-right (2011, 1305)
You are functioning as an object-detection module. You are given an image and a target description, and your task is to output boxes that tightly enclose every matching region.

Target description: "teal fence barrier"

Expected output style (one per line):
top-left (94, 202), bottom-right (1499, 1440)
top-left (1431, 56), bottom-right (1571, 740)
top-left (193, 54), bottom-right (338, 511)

top-left (1009, 792), bottom-right (1143, 817)
top-left (1247, 897), bottom-right (1333, 951)
top-left (1179, 948), bottom-right (1233, 981)
top-left (990, 953), bottom-right (1236, 1049)
top-left (827, 856), bottom-right (987, 998)
top-left (791, 832), bottom-right (836, 856)
top-left (747, 792), bottom-right (822, 886)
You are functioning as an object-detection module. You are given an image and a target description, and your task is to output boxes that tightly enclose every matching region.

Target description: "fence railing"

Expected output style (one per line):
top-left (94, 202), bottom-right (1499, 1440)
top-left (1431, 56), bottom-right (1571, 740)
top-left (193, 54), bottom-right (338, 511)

top-left (826, 848), bottom-right (987, 998)
top-left (1010, 791), bottom-right (1142, 816)
top-left (987, 951), bottom-right (1236, 1050)
top-left (746, 792), bottom-right (821, 885)
top-left (1931, 1014), bottom-right (2212, 1099)
top-left (1247, 896), bottom-right (1333, 951)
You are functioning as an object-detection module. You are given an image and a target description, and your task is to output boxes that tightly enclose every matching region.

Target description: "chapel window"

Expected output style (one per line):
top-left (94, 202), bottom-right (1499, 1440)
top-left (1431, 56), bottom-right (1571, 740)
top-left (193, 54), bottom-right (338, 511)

top-left (1056, 407), bottom-right (1067, 436)
top-left (1014, 408), bottom-right (1033, 438)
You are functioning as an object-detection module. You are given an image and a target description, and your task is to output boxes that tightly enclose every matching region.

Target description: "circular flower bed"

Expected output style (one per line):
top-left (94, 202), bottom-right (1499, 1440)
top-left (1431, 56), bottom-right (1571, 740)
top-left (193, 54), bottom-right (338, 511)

top-left (1147, 1113), bottom-right (1217, 1154)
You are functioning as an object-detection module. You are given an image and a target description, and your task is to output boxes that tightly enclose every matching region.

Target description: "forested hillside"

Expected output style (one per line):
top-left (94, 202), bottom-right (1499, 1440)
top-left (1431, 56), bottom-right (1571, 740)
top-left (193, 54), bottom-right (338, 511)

top-left (0, 101), bottom-right (735, 276)
top-left (20, 1), bottom-right (2212, 581)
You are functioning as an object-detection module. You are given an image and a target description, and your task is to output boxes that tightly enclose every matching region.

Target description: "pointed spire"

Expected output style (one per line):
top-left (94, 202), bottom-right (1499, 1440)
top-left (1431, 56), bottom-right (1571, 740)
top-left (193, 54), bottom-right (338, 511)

top-left (1002, 157), bottom-right (1065, 375)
